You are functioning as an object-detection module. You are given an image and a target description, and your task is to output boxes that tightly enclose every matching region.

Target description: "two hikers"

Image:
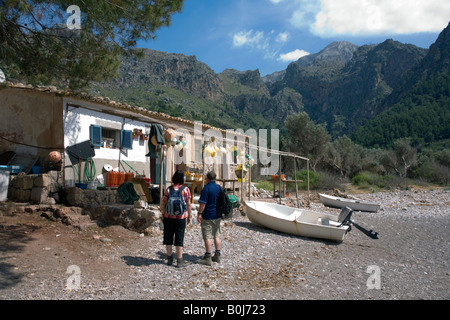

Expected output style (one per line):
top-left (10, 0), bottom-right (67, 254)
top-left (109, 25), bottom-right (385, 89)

top-left (162, 170), bottom-right (222, 267)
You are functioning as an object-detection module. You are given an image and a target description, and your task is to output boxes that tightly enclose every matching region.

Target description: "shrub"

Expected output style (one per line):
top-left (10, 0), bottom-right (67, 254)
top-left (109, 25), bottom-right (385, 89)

top-left (352, 171), bottom-right (389, 189)
top-left (289, 170), bottom-right (345, 190)
top-left (254, 180), bottom-right (274, 191)
top-left (352, 171), bottom-right (415, 190)
top-left (293, 170), bottom-right (321, 190)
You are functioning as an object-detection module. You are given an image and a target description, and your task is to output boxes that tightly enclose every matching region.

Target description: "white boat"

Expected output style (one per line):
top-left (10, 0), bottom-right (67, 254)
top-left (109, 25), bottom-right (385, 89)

top-left (319, 193), bottom-right (380, 212)
top-left (244, 201), bottom-right (350, 242)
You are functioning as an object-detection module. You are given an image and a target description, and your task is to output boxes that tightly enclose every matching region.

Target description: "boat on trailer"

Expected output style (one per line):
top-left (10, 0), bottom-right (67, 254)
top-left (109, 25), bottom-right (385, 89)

top-left (244, 201), bottom-right (351, 242)
top-left (319, 193), bottom-right (380, 212)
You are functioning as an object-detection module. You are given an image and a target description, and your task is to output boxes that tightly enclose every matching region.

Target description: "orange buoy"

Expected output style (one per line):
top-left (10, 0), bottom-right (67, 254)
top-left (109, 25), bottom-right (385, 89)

top-left (48, 151), bottom-right (61, 163)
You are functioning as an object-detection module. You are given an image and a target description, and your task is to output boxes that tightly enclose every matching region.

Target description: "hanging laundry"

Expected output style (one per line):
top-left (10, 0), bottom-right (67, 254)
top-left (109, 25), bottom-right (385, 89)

top-left (145, 124), bottom-right (165, 158)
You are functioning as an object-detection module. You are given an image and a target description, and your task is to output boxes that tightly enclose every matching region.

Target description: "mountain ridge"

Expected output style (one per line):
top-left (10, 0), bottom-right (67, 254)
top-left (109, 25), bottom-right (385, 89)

top-left (263, 41), bottom-right (359, 83)
top-left (92, 24), bottom-right (449, 147)
top-left (351, 22), bottom-right (450, 147)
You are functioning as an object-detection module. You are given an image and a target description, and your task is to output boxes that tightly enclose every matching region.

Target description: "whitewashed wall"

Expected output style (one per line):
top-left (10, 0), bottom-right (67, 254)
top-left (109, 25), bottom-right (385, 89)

top-left (62, 100), bottom-right (151, 185)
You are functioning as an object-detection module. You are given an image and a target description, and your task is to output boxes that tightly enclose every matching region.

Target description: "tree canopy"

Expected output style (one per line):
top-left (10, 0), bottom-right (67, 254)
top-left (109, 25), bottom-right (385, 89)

top-left (0, 0), bottom-right (184, 89)
top-left (284, 112), bottom-right (331, 171)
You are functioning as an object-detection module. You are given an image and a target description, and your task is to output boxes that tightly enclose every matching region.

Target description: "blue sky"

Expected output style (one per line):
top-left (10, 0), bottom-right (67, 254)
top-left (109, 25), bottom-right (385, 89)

top-left (139, 0), bottom-right (450, 76)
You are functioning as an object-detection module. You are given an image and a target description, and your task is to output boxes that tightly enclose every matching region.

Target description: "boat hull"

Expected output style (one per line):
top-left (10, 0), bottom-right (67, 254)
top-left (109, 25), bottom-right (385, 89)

top-left (319, 193), bottom-right (380, 212)
top-left (244, 201), bottom-right (349, 242)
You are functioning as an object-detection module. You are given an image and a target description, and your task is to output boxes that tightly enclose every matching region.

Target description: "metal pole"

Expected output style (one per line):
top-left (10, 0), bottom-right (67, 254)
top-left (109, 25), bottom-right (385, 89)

top-left (294, 157), bottom-right (299, 207)
top-left (307, 159), bottom-right (310, 201)
top-left (201, 139), bottom-right (205, 189)
top-left (159, 146), bottom-right (165, 209)
top-left (248, 160), bottom-right (251, 201)
top-left (278, 153), bottom-right (282, 204)
top-left (240, 161), bottom-right (244, 203)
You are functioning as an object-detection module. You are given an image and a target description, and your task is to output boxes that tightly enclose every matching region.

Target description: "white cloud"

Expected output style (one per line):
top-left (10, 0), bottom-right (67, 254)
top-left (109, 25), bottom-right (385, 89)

top-left (276, 32), bottom-right (289, 43)
top-left (312, 0), bottom-right (450, 36)
top-left (269, 0), bottom-right (284, 4)
top-left (289, 0), bottom-right (322, 29)
top-left (232, 29), bottom-right (291, 61)
top-left (233, 30), bottom-right (266, 48)
top-left (278, 49), bottom-right (310, 62)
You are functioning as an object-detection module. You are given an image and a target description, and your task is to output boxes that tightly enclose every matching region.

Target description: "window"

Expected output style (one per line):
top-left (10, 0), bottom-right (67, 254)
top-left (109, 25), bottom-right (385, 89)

top-left (121, 130), bottom-right (133, 150)
top-left (90, 125), bottom-right (133, 150)
top-left (90, 125), bottom-right (102, 147)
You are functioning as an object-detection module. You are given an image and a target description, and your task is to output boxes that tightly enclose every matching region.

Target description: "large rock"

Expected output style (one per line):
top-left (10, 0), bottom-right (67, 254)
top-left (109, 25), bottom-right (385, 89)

top-left (53, 206), bottom-right (95, 230)
top-left (85, 205), bottom-right (162, 233)
top-left (120, 207), bottom-right (161, 233)
top-left (86, 205), bottom-right (129, 225)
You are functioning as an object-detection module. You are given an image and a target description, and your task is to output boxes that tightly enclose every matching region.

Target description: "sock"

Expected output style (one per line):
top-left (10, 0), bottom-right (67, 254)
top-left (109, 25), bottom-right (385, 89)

top-left (215, 250), bottom-right (221, 255)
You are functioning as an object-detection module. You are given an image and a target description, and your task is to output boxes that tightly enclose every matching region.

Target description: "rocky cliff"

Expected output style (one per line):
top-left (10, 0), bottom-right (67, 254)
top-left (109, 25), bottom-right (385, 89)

top-left (351, 22), bottom-right (450, 147)
top-left (269, 39), bottom-right (427, 134)
top-left (93, 26), bottom-right (448, 141)
top-left (103, 49), bottom-right (225, 101)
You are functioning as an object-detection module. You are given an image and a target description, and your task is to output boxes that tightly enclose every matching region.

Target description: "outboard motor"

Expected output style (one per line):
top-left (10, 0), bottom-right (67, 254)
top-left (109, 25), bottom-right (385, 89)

top-left (338, 207), bottom-right (379, 239)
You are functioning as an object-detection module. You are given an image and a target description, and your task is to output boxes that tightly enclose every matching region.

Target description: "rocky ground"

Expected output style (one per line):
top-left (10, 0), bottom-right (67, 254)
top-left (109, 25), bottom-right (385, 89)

top-left (0, 187), bottom-right (448, 302)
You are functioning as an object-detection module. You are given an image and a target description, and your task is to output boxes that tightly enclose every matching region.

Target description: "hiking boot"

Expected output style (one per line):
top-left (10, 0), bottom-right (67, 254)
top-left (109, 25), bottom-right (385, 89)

top-left (198, 253), bottom-right (212, 266)
top-left (167, 255), bottom-right (174, 266)
top-left (212, 253), bottom-right (221, 263)
top-left (176, 258), bottom-right (185, 268)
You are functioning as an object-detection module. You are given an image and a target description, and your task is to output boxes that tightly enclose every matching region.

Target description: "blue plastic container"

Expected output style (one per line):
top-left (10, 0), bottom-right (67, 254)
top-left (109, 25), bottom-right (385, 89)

top-left (32, 166), bottom-right (41, 174)
top-left (75, 183), bottom-right (88, 189)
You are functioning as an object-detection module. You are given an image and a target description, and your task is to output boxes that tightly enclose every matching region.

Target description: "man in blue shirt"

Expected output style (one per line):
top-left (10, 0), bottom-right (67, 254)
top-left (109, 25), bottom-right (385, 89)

top-left (197, 171), bottom-right (222, 265)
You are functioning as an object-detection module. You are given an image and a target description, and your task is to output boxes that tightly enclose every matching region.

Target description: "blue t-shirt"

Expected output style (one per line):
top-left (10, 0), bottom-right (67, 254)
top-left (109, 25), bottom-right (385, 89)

top-left (198, 181), bottom-right (221, 220)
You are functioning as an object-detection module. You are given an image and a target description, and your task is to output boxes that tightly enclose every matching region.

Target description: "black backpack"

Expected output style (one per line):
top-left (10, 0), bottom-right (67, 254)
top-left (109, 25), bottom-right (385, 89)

top-left (217, 187), bottom-right (232, 220)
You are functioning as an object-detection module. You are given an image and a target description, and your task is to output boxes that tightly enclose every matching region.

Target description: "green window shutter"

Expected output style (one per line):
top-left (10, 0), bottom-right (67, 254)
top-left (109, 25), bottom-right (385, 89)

top-left (90, 125), bottom-right (102, 147)
top-left (121, 130), bottom-right (133, 150)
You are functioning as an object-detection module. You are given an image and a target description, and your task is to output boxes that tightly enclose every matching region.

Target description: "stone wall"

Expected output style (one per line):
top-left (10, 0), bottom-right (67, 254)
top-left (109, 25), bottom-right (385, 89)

top-left (64, 186), bottom-right (121, 208)
top-left (7, 171), bottom-right (62, 204)
top-left (64, 186), bottom-right (163, 234)
top-left (5, 176), bottom-right (201, 235)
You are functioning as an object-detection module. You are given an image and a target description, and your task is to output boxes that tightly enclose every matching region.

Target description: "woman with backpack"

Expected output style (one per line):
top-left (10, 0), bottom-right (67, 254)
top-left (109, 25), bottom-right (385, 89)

top-left (161, 170), bottom-right (192, 267)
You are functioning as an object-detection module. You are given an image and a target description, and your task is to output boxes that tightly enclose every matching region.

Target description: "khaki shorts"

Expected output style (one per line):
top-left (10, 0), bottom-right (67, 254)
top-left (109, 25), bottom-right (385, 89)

top-left (201, 218), bottom-right (222, 240)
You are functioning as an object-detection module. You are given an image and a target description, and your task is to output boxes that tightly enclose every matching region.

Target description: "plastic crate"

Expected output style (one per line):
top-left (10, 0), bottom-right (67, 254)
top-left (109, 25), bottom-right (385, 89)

top-left (0, 165), bottom-right (23, 174)
top-left (118, 182), bottom-right (140, 204)
top-left (228, 194), bottom-right (240, 209)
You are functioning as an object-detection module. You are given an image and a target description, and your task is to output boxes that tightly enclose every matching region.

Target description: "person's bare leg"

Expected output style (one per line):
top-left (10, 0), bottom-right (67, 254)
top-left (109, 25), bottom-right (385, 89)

top-left (198, 239), bottom-right (212, 266)
top-left (166, 245), bottom-right (173, 265)
top-left (214, 238), bottom-right (221, 251)
top-left (212, 238), bottom-right (221, 262)
top-left (175, 246), bottom-right (183, 259)
top-left (204, 239), bottom-right (212, 253)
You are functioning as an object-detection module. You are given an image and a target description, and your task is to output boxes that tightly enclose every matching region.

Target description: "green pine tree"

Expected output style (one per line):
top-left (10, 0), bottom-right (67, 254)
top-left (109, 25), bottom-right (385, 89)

top-left (0, 0), bottom-right (184, 90)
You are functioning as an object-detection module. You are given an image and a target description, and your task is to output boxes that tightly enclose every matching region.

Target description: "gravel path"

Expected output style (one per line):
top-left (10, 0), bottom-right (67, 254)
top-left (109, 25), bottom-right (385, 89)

top-left (0, 188), bottom-right (448, 301)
